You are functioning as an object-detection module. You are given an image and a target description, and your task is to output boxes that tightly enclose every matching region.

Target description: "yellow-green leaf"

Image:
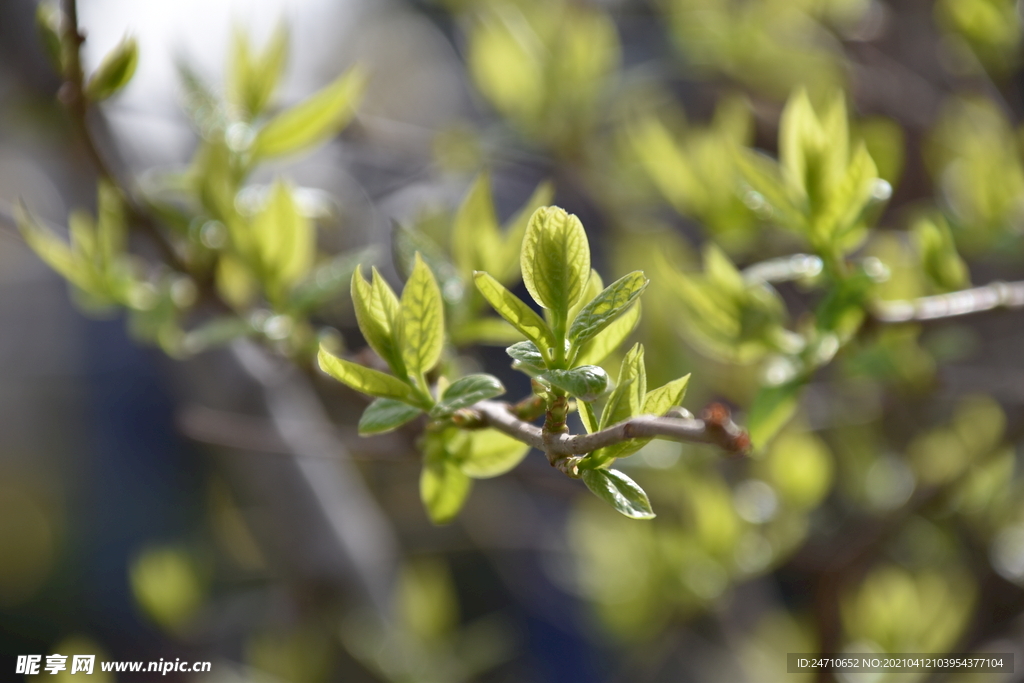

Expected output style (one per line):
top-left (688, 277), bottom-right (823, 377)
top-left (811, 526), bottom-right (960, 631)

top-left (359, 398), bottom-right (422, 436)
top-left (580, 468), bottom-right (655, 519)
top-left (600, 343), bottom-right (646, 428)
top-left (568, 271), bottom-right (648, 348)
top-left (643, 374), bottom-right (691, 415)
top-left (400, 253), bottom-right (445, 376)
top-left (253, 66), bottom-right (365, 159)
top-left (229, 22), bottom-right (288, 118)
top-left (318, 346), bottom-right (421, 405)
top-left (351, 266), bottom-right (405, 376)
top-left (520, 206), bottom-right (590, 323)
top-left (451, 173), bottom-right (500, 278)
top-left (421, 443), bottom-right (472, 525)
top-left (455, 429), bottom-right (530, 478)
top-left (473, 271), bottom-right (555, 353)
top-left (495, 180), bottom-right (555, 284)
top-left (574, 300), bottom-right (641, 367)
top-left (252, 180), bottom-right (315, 294)
top-left (85, 36), bottom-right (138, 101)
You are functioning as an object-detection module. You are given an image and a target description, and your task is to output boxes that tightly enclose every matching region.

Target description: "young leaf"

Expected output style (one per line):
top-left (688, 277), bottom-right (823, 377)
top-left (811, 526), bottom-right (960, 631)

top-left (451, 173), bottom-right (500, 278)
top-left (574, 301), bottom-right (641, 367)
top-left (495, 180), bottom-right (555, 284)
top-left (421, 439), bottom-right (472, 525)
top-left (747, 379), bottom-right (804, 448)
top-left (318, 346), bottom-right (423, 406)
top-left (473, 271), bottom-right (555, 352)
top-left (455, 429), bottom-right (530, 478)
top-left (351, 266), bottom-right (406, 376)
top-left (520, 206), bottom-right (590, 323)
top-left (449, 318), bottom-right (522, 346)
top-left (578, 400), bottom-right (599, 434)
top-left (506, 340), bottom-right (546, 376)
top-left (540, 366), bottom-right (609, 402)
top-left (643, 374), bottom-right (691, 415)
top-left (359, 398), bottom-right (422, 436)
top-left (252, 180), bottom-right (314, 294)
top-left (733, 148), bottom-right (803, 230)
top-left (779, 88), bottom-right (821, 198)
top-left (568, 269), bottom-right (604, 323)
top-left (85, 36), bottom-right (139, 101)
top-left (96, 181), bottom-right (126, 268)
top-left (581, 468), bottom-right (655, 519)
top-left (568, 271), bottom-right (648, 348)
top-left (400, 253), bottom-right (445, 376)
top-left (432, 374), bottom-right (505, 417)
top-left (229, 22), bottom-right (288, 118)
top-left (600, 343), bottom-right (646, 428)
top-left (253, 66), bottom-right (365, 159)
top-left (813, 143), bottom-right (879, 243)
top-left (16, 202), bottom-right (82, 287)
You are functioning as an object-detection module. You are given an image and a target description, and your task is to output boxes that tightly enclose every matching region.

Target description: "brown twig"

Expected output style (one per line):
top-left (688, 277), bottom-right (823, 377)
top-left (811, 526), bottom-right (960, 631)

top-left (468, 399), bottom-right (749, 462)
top-left (57, 0), bottom-right (188, 273)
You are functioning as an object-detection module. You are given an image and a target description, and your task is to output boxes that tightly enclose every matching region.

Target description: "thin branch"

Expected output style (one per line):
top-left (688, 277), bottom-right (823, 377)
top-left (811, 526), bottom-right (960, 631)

top-left (743, 253), bottom-right (823, 284)
top-left (872, 280), bottom-right (1024, 322)
top-left (470, 400), bottom-right (749, 468)
top-left (57, 0), bottom-right (188, 273)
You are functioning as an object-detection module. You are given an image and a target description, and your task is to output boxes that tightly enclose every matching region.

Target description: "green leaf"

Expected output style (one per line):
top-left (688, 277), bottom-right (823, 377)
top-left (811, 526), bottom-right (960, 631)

top-left (351, 265), bottom-right (406, 376)
top-left (85, 36), bottom-right (139, 101)
top-left (318, 346), bottom-right (422, 405)
top-left (252, 180), bottom-right (315, 295)
top-left (540, 366), bottom-right (609, 402)
top-left (16, 202), bottom-right (81, 287)
top-left (506, 341), bottom-right (544, 366)
top-left (747, 379), bottom-right (804, 449)
top-left (779, 87), bottom-right (821, 198)
top-left (600, 343), bottom-right (646, 428)
top-left (400, 253), bottom-right (445, 376)
top-left (421, 441), bottom-right (472, 525)
top-left (455, 429), bottom-right (530, 478)
top-left (913, 215), bottom-right (969, 292)
top-left (568, 271), bottom-right (648, 348)
top-left (643, 374), bottom-right (691, 415)
top-left (449, 317), bottom-right (522, 346)
top-left (432, 374), bottom-right (505, 417)
top-left (229, 22), bottom-right (288, 118)
top-left (359, 398), bottom-right (422, 436)
top-left (96, 181), bottom-right (126, 267)
top-left (578, 400), bottom-right (599, 434)
top-left (520, 206), bottom-right (590, 324)
top-left (734, 148), bottom-right (803, 230)
top-left (574, 301), bottom-right (641, 367)
top-left (813, 143), bottom-right (879, 244)
top-left (253, 66), bottom-right (365, 159)
top-left (581, 468), bottom-right (655, 519)
top-left (473, 271), bottom-right (555, 353)
top-left (451, 173), bottom-right (500, 278)
top-left (495, 181), bottom-right (555, 284)
top-left (568, 269), bottom-right (603, 323)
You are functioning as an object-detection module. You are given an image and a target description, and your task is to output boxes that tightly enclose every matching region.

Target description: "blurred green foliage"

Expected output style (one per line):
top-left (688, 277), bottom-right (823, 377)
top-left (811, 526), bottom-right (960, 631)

top-left (18, 0), bottom-right (1024, 680)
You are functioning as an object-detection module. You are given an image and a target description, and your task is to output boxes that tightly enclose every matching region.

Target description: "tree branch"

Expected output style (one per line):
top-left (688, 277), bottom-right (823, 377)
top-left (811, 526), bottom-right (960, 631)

top-left (872, 280), bottom-right (1024, 322)
top-left (58, 0), bottom-right (189, 273)
top-left (470, 399), bottom-right (749, 467)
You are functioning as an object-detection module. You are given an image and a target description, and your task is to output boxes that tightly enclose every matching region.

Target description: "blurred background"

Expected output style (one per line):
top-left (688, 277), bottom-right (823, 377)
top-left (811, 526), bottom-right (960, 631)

top-left (3, 0), bottom-right (1024, 681)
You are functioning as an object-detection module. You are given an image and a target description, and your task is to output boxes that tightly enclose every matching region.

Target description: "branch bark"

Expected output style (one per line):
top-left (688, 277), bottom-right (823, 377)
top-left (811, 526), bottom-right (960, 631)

top-left (872, 280), bottom-right (1024, 322)
top-left (470, 400), bottom-right (749, 462)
